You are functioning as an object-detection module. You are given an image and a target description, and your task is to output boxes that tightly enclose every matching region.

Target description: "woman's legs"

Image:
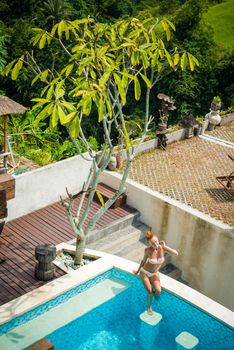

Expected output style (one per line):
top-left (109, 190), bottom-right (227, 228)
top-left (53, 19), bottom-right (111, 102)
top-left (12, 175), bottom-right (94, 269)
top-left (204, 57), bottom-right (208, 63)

top-left (150, 274), bottom-right (161, 298)
top-left (140, 271), bottom-right (154, 314)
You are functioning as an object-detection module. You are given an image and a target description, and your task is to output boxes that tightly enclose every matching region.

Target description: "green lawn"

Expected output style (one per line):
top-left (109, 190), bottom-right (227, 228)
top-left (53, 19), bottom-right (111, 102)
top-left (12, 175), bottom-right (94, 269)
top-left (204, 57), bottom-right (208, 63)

top-left (203, 0), bottom-right (234, 49)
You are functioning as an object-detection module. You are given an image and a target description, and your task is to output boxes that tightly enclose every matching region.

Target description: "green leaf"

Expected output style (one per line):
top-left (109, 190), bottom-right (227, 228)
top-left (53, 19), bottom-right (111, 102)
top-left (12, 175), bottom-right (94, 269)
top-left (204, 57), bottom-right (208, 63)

top-left (111, 28), bottom-right (116, 42)
top-left (97, 97), bottom-right (105, 122)
top-left (31, 74), bottom-right (41, 85)
top-left (121, 71), bottom-right (128, 89)
top-left (164, 49), bottom-right (173, 67)
top-left (165, 19), bottom-right (176, 31)
top-left (61, 101), bottom-right (76, 112)
top-left (57, 105), bottom-right (66, 125)
top-left (65, 63), bottom-right (74, 77)
top-left (124, 128), bottom-right (131, 151)
top-left (60, 111), bottom-right (76, 125)
top-left (69, 116), bottom-right (80, 138)
top-left (161, 20), bottom-right (170, 41)
top-left (39, 33), bottom-right (47, 49)
top-left (90, 69), bottom-right (96, 79)
top-left (51, 23), bottom-right (58, 37)
top-left (188, 52), bottom-right (199, 70)
top-left (31, 98), bottom-right (50, 104)
top-left (119, 21), bottom-right (129, 36)
top-left (139, 73), bottom-right (152, 88)
top-left (173, 53), bottom-right (180, 66)
top-left (2, 59), bottom-right (17, 76)
top-left (99, 70), bottom-right (111, 85)
top-left (105, 98), bottom-right (113, 118)
top-left (51, 105), bottom-right (59, 129)
top-left (180, 52), bottom-right (188, 71)
top-left (141, 51), bottom-right (149, 69)
top-left (55, 89), bottom-right (65, 99)
top-left (46, 85), bottom-right (54, 99)
top-left (82, 94), bottom-right (92, 116)
top-left (134, 77), bottom-right (141, 100)
top-left (58, 21), bottom-right (65, 38)
top-left (41, 70), bottom-right (49, 82)
top-left (187, 53), bottom-right (194, 71)
top-left (34, 103), bottom-right (53, 126)
top-left (11, 56), bottom-right (24, 80)
top-left (96, 191), bottom-right (105, 206)
top-left (114, 73), bottom-right (126, 105)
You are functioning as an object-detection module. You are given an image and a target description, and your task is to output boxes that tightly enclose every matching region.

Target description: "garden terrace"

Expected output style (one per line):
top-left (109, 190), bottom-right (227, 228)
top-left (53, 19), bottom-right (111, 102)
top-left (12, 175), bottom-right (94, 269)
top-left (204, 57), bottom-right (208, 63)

top-left (126, 122), bottom-right (234, 227)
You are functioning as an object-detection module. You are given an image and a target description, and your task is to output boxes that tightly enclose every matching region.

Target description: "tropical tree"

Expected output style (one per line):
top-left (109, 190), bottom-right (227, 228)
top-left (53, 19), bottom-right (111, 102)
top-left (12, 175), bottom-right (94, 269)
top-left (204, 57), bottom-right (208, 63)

top-left (3, 17), bottom-right (198, 264)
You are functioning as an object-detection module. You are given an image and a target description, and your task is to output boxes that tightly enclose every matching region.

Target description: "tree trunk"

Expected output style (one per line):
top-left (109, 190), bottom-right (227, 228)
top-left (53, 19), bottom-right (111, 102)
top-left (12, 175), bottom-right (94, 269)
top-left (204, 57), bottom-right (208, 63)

top-left (74, 235), bottom-right (86, 265)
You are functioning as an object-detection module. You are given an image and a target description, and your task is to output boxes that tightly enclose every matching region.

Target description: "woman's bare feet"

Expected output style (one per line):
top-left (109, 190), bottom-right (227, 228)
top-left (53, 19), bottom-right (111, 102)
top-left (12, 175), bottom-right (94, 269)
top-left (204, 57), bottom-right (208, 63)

top-left (147, 307), bottom-right (153, 315)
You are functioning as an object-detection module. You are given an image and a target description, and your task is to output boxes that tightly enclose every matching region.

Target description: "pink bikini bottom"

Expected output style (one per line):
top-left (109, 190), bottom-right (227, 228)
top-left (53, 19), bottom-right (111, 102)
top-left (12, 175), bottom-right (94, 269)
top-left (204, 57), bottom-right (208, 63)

top-left (140, 267), bottom-right (159, 278)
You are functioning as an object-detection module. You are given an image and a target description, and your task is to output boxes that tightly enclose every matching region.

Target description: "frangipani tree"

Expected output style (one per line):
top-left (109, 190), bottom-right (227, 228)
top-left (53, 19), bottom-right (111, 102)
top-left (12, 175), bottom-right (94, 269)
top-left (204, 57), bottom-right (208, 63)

top-left (3, 17), bottom-right (198, 264)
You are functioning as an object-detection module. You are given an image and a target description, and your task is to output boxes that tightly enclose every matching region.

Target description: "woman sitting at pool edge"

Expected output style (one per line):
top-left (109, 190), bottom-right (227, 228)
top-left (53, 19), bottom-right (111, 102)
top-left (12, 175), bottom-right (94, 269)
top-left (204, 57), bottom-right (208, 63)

top-left (134, 230), bottom-right (178, 315)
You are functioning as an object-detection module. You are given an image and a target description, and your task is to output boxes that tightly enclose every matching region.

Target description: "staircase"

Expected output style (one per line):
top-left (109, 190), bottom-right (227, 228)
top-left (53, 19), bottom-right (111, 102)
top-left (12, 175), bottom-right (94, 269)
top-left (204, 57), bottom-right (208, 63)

top-left (87, 211), bottom-right (186, 283)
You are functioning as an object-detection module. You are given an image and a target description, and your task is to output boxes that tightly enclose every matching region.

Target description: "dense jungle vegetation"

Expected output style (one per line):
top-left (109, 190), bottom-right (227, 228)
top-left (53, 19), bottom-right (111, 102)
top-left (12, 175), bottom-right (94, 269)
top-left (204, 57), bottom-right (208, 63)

top-left (0, 0), bottom-right (233, 165)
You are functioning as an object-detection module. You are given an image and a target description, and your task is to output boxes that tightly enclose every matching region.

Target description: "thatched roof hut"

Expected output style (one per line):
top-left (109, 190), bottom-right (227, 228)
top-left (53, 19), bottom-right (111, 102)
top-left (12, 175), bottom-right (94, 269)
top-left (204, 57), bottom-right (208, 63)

top-left (0, 96), bottom-right (27, 168)
top-left (0, 96), bottom-right (27, 116)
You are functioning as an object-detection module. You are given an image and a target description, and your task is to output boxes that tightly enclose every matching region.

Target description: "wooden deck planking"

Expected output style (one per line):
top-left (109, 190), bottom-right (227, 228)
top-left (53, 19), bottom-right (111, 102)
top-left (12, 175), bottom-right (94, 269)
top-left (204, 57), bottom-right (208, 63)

top-left (0, 194), bottom-right (137, 306)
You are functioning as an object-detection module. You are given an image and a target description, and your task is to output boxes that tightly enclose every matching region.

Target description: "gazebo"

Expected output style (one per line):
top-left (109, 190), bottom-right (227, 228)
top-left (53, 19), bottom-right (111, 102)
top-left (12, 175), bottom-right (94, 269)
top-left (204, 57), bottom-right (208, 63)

top-left (0, 95), bottom-right (27, 169)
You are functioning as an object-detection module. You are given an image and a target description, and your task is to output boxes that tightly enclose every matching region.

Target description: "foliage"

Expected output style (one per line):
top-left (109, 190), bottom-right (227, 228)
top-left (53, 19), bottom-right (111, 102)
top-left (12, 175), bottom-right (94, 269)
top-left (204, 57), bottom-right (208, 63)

top-left (203, 0), bottom-right (234, 50)
top-left (7, 110), bottom-right (98, 165)
top-left (212, 95), bottom-right (221, 103)
top-left (0, 29), bottom-right (9, 72)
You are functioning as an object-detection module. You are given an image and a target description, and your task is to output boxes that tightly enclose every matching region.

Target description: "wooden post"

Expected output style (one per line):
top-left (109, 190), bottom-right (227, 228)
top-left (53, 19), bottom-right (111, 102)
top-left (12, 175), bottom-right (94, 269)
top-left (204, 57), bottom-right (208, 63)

top-left (3, 115), bottom-right (8, 168)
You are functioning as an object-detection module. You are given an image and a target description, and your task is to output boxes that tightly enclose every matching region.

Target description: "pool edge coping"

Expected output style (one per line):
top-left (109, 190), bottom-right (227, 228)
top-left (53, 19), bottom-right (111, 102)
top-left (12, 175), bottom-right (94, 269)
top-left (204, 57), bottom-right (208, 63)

top-left (0, 244), bottom-right (233, 329)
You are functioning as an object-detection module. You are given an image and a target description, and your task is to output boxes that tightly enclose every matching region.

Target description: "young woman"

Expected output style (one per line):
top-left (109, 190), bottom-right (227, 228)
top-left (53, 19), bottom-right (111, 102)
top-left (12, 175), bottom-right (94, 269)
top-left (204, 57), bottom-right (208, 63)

top-left (135, 231), bottom-right (178, 315)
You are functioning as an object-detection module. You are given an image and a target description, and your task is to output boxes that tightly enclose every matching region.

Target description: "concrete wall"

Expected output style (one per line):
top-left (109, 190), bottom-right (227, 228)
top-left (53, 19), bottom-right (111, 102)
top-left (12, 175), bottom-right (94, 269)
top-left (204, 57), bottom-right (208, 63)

top-left (7, 154), bottom-right (92, 222)
top-left (101, 171), bottom-right (234, 311)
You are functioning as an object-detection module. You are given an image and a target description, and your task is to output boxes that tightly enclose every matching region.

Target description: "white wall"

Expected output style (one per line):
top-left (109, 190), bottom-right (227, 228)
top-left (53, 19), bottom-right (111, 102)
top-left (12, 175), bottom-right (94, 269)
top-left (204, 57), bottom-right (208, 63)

top-left (7, 154), bottom-right (92, 221)
top-left (101, 171), bottom-right (234, 311)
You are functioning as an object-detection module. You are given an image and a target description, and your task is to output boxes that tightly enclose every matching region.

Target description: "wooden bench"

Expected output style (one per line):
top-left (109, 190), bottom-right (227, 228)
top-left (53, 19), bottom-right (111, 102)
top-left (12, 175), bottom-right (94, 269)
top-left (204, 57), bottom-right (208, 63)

top-left (93, 182), bottom-right (127, 209)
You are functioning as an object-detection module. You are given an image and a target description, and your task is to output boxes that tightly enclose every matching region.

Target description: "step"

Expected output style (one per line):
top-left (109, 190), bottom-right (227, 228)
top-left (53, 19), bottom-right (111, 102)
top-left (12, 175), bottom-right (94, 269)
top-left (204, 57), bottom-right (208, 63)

top-left (85, 211), bottom-right (140, 245)
top-left (87, 221), bottom-right (149, 254)
top-left (93, 182), bottom-right (127, 208)
top-left (117, 238), bottom-right (148, 263)
top-left (160, 263), bottom-right (182, 280)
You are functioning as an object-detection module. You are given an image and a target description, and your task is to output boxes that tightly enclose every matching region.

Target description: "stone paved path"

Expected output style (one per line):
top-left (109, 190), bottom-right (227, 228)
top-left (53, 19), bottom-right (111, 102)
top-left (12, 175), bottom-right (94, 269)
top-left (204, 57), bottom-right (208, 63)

top-left (206, 121), bottom-right (234, 142)
top-left (127, 125), bottom-right (234, 227)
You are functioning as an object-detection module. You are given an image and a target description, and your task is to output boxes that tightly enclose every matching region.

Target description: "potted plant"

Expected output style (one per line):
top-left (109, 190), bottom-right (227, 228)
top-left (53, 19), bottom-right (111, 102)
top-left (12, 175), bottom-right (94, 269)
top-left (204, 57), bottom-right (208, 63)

top-left (211, 96), bottom-right (221, 111)
top-left (195, 116), bottom-right (206, 135)
top-left (157, 93), bottom-right (176, 131)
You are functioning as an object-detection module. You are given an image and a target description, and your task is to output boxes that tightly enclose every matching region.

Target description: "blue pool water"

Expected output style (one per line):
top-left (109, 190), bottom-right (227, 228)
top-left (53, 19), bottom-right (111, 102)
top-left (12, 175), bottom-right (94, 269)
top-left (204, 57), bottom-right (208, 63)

top-left (0, 269), bottom-right (233, 350)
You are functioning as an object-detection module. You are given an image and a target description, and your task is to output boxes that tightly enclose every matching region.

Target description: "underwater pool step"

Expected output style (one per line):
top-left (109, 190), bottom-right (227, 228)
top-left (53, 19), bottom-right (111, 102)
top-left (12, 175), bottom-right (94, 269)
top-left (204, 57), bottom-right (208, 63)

top-left (0, 278), bottom-right (131, 350)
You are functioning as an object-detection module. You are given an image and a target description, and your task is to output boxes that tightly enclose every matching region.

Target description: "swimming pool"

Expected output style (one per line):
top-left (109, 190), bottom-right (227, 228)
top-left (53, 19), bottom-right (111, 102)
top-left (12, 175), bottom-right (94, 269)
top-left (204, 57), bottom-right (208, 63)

top-left (0, 268), bottom-right (233, 350)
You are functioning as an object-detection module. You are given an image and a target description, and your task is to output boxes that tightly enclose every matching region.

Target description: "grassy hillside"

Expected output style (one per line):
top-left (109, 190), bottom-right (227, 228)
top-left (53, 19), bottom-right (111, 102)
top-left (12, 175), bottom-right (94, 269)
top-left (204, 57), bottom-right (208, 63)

top-left (203, 0), bottom-right (234, 49)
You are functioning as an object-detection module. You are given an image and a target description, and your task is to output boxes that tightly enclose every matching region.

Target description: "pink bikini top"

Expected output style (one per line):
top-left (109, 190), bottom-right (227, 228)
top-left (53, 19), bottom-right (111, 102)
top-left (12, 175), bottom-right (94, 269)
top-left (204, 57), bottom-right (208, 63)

top-left (148, 256), bottom-right (165, 265)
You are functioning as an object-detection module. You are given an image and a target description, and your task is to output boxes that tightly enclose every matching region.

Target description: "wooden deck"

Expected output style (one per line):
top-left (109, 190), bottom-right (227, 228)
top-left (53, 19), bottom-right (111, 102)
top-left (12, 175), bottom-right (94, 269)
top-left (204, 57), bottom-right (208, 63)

top-left (0, 195), bottom-right (136, 306)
